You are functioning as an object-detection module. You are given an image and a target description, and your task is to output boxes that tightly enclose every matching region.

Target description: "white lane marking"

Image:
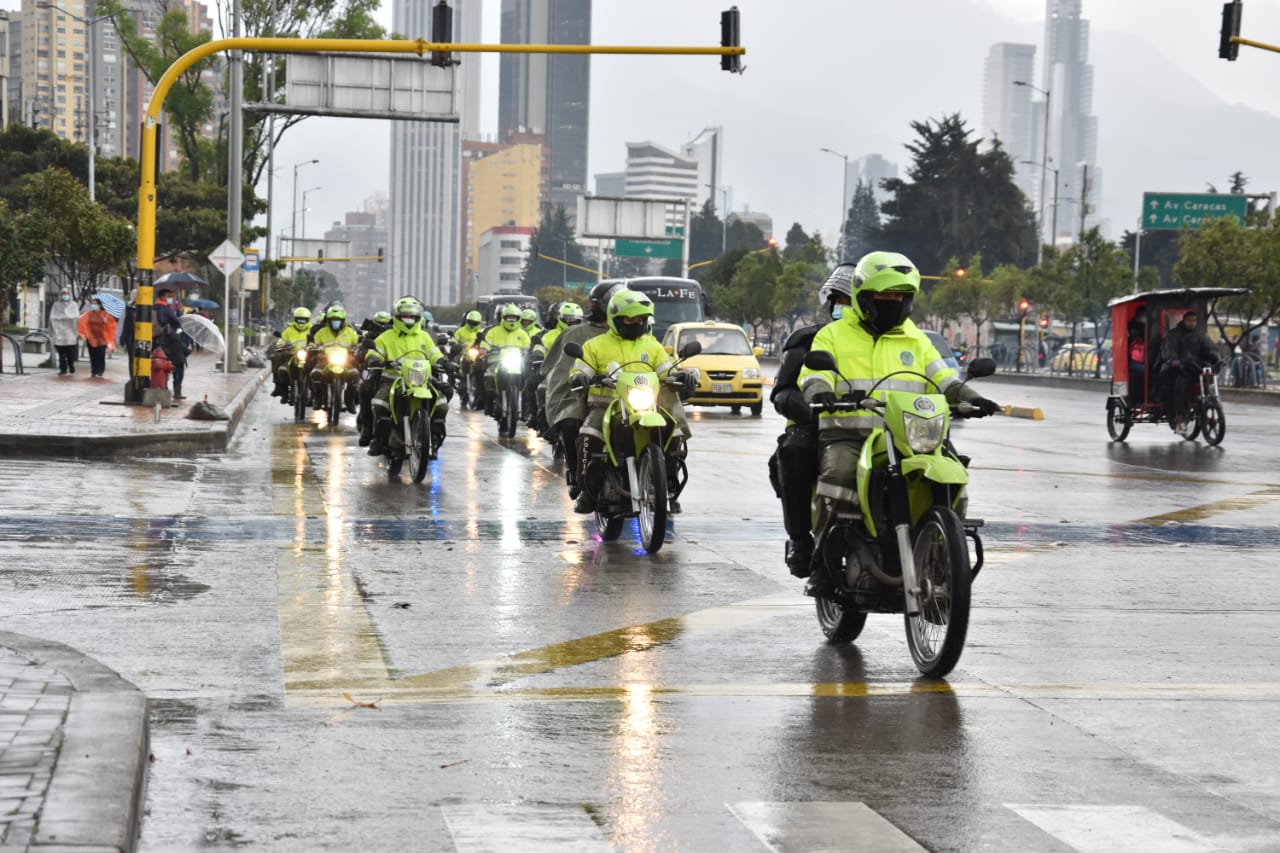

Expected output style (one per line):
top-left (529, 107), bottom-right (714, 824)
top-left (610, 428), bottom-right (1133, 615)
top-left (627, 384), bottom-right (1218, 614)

top-left (441, 804), bottom-right (615, 852)
top-left (729, 801), bottom-right (926, 852)
top-left (1007, 804), bottom-right (1220, 852)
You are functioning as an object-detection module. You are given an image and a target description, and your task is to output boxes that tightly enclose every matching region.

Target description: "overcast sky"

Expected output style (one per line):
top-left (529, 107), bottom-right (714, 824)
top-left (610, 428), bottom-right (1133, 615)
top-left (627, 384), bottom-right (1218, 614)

top-left (8, 0), bottom-right (1279, 261)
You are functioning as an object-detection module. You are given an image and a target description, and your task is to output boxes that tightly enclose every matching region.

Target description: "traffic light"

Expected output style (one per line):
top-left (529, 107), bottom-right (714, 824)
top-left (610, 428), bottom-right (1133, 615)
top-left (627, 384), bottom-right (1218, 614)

top-left (1018, 299), bottom-right (1031, 316)
top-left (720, 7), bottom-right (741, 73)
top-left (954, 268), bottom-right (966, 278)
top-left (377, 247), bottom-right (384, 263)
top-left (1039, 315), bottom-right (1049, 329)
top-left (1220, 1), bottom-right (1243, 61)
top-left (431, 0), bottom-right (456, 68)
top-left (317, 248), bottom-right (324, 264)
top-left (767, 235), bottom-right (778, 249)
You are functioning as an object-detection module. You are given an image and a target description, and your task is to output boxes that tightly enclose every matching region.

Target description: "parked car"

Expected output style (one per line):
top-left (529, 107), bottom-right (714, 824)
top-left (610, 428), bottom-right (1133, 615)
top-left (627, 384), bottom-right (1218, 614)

top-left (662, 322), bottom-right (765, 415)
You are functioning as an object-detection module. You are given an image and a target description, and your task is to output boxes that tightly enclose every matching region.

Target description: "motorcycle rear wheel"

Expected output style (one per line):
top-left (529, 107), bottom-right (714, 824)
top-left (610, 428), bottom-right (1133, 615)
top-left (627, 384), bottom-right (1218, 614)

top-left (1200, 399), bottom-right (1225, 446)
top-left (636, 444), bottom-right (668, 553)
top-left (409, 409), bottom-right (430, 483)
top-left (904, 506), bottom-right (972, 679)
top-left (815, 596), bottom-right (867, 643)
top-left (596, 508), bottom-right (624, 541)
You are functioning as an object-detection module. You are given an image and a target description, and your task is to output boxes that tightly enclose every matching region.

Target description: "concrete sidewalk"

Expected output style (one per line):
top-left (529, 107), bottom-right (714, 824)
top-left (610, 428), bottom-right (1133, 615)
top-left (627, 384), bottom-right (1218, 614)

top-left (0, 633), bottom-right (147, 852)
top-left (0, 351), bottom-right (267, 457)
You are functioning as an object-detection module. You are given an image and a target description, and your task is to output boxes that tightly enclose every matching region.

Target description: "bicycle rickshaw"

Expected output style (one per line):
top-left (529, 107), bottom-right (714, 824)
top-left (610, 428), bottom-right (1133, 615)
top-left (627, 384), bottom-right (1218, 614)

top-left (1105, 287), bottom-right (1246, 445)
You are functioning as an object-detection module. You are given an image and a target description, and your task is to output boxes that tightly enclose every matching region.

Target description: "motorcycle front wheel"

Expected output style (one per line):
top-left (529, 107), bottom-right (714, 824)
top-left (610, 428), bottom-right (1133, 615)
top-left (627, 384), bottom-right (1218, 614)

top-left (1105, 399), bottom-right (1130, 442)
top-left (1199, 399), bottom-right (1226, 446)
top-left (409, 409), bottom-right (430, 483)
top-left (292, 374), bottom-right (307, 422)
top-left (636, 444), bottom-right (668, 553)
top-left (503, 382), bottom-right (519, 438)
top-left (327, 380), bottom-right (343, 427)
top-left (596, 508), bottom-right (624, 541)
top-left (905, 506), bottom-right (972, 679)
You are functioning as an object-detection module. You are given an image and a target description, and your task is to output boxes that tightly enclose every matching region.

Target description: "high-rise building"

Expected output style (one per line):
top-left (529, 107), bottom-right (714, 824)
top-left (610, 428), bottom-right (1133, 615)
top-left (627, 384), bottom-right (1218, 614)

top-left (623, 141), bottom-right (698, 203)
top-left (593, 171), bottom-right (624, 197)
top-left (323, 196), bottom-right (389, 322)
top-left (477, 225), bottom-right (535, 297)
top-left (1041, 0), bottom-right (1100, 242)
top-left (981, 42), bottom-right (1037, 204)
top-left (390, 0), bottom-right (481, 308)
top-left (498, 0), bottom-right (591, 215)
top-left (845, 153), bottom-right (898, 212)
top-left (462, 140), bottom-right (544, 298)
top-left (681, 126), bottom-right (723, 213)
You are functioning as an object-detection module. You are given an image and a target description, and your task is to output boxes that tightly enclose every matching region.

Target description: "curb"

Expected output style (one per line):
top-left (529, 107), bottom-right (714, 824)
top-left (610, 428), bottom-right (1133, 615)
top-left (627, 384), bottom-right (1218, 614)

top-left (0, 367), bottom-right (268, 457)
top-left (0, 632), bottom-right (147, 853)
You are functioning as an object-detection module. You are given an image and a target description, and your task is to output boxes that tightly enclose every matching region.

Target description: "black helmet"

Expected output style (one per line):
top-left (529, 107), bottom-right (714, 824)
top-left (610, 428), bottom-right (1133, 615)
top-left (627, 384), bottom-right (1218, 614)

top-left (588, 282), bottom-right (624, 324)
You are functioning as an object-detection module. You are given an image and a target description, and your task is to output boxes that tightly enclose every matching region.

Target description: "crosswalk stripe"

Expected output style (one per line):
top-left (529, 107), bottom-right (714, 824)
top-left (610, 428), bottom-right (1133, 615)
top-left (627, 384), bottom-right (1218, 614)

top-left (1006, 804), bottom-right (1219, 852)
top-left (728, 801), bottom-right (926, 852)
top-left (440, 804), bottom-right (615, 852)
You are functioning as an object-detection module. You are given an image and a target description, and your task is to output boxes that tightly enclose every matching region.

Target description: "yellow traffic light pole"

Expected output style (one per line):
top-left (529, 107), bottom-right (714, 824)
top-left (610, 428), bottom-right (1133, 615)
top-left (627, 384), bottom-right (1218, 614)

top-left (131, 36), bottom-right (746, 398)
top-left (1232, 36), bottom-right (1280, 55)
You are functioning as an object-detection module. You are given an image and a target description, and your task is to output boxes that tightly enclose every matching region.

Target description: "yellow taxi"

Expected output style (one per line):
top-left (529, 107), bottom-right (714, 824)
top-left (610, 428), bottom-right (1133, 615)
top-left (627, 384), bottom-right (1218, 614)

top-left (662, 322), bottom-right (765, 415)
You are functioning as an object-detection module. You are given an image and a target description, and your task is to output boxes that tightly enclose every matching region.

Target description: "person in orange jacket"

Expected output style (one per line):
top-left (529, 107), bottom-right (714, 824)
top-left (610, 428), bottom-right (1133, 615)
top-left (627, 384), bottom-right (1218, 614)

top-left (76, 295), bottom-right (118, 378)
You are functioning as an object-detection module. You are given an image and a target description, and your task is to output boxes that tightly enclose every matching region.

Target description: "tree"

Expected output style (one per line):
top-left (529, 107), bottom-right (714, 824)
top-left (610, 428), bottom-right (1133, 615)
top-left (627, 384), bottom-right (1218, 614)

top-left (521, 206), bottom-right (585, 293)
top-left (0, 201), bottom-right (40, 328)
top-left (21, 169), bottom-right (135, 303)
top-left (712, 249), bottom-right (782, 341)
top-left (782, 222), bottom-right (810, 260)
top-left (842, 180), bottom-right (880, 263)
top-left (878, 114), bottom-right (1037, 275)
top-left (1176, 215), bottom-right (1280, 348)
top-left (533, 286), bottom-right (587, 314)
top-left (688, 199), bottom-right (724, 269)
top-left (930, 256), bottom-right (995, 347)
top-left (725, 216), bottom-right (767, 251)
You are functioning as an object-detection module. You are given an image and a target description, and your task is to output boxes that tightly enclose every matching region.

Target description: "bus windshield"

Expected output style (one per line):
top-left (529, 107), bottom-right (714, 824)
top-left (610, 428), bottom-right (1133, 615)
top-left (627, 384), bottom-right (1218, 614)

top-left (613, 278), bottom-right (705, 339)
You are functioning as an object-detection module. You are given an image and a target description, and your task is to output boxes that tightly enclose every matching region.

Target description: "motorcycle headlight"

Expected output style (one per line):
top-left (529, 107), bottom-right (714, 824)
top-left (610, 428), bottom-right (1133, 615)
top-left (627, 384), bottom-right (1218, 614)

top-left (326, 349), bottom-right (347, 367)
top-left (406, 362), bottom-right (429, 386)
top-left (501, 349), bottom-right (523, 373)
top-left (295, 349), bottom-right (309, 364)
top-left (741, 367), bottom-right (761, 380)
top-left (903, 412), bottom-right (946, 453)
top-left (467, 347), bottom-right (480, 360)
top-left (626, 385), bottom-right (656, 413)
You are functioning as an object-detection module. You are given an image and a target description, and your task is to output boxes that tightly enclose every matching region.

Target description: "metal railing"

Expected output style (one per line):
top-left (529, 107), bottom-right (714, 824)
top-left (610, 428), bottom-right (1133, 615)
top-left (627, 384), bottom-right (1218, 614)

top-left (0, 332), bottom-right (22, 374)
top-left (1222, 352), bottom-right (1268, 389)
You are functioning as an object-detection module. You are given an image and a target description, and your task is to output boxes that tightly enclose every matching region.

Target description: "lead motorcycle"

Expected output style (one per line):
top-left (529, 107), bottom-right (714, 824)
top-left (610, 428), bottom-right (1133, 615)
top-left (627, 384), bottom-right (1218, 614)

top-left (486, 345), bottom-right (526, 438)
top-left (370, 349), bottom-right (448, 482)
top-left (309, 342), bottom-right (359, 427)
top-left (563, 340), bottom-right (700, 553)
top-left (803, 351), bottom-right (997, 678)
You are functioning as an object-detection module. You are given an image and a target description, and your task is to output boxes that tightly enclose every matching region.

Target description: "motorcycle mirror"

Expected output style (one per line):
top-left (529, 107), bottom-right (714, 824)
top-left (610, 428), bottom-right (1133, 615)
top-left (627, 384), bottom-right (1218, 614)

top-left (563, 342), bottom-right (584, 359)
top-left (803, 350), bottom-right (838, 372)
top-left (678, 341), bottom-right (702, 359)
top-left (966, 357), bottom-right (997, 379)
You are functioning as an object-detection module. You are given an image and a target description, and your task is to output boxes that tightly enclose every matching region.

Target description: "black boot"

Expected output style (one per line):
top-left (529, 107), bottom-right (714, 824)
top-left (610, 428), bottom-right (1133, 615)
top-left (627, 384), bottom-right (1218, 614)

top-left (786, 536), bottom-right (814, 578)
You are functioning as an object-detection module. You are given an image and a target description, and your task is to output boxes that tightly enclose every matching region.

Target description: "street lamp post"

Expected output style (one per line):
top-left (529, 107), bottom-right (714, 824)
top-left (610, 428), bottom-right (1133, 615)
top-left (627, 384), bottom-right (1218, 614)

top-left (819, 147), bottom-right (850, 260)
top-left (1014, 80), bottom-right (1051, 266)
top-left (1021, 159), bottom-right (1059, 259)
top-left (301, 186), bottom-right (321, 241)
top-left (38, 3), bottom-right (123, 202)
top-left (290, 159), bottom-right (319, 261)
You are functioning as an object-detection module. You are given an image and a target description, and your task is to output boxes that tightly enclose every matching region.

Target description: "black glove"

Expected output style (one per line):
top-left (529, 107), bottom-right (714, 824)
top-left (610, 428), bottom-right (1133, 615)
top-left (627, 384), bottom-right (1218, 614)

top-left (569, 373), bottom-right (589, 392)
top-left (973, 397), bottom-right (1001, 417)
top-left (812, 392), bottom-right (837, 413)
top-left (778, 390), bottom-right (811, 423)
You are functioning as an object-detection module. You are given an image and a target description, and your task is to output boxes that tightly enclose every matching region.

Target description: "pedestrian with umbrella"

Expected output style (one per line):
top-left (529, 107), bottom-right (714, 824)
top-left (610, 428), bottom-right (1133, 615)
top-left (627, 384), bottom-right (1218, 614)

top-left (48, 287), bottom-right (80, 375)
top-left (154, 288), bottom-right (188, 399)
top-left (76, 294), bottom-right (118, 378)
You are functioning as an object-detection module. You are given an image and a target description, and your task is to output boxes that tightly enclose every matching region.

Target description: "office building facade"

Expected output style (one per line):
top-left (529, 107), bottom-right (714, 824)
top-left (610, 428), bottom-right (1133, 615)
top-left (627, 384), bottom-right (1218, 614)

top-left (981, 42), bottom-right (1037, 204)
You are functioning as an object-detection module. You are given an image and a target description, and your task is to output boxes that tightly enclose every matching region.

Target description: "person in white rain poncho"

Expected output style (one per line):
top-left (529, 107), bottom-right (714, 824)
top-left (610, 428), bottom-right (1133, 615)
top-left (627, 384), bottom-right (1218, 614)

top-left (48, 288), bottom-right (81, 375)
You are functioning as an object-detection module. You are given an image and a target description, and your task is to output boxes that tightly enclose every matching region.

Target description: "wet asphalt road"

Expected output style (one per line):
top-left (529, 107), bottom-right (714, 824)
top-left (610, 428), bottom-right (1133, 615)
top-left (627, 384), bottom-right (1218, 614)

top-left (1, 381), bottom-right (1278, 851)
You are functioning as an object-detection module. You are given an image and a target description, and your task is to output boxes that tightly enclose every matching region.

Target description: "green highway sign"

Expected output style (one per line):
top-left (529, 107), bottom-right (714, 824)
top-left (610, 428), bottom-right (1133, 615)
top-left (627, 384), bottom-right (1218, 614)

top-left (1142, 192), bottom-right (1248, 230)
top-left (616, 238), bottom-right (683, 259)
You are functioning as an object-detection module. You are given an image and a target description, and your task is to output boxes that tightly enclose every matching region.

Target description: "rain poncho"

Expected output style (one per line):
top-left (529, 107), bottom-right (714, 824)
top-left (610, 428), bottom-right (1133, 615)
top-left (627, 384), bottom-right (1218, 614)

top-left (49, 298), bottom-right (80, 346)
top-left (77, 309), bottom-right (118, 349)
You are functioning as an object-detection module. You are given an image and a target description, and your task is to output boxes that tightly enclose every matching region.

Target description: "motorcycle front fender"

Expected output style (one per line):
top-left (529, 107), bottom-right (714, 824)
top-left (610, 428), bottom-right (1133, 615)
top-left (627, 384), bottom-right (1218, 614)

top-left (900, 452), bottom-right (968, 485)
top-left (634, 411), bottom-right (666, 429)
top-left (410, 386), bottom-right (434, 399)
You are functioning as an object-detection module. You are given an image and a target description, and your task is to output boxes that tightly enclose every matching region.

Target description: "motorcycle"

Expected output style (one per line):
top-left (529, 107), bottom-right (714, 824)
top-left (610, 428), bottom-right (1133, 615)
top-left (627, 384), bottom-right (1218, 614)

top-left (487, 345), bottom-right (526, 438)
top-left (802, 350), bottom-right (997, 679)
top-left (379, 349), bottom-right (448, 482)
top-left (449, 342), bottom-right (479, 410)
top-left (309, 342), bottom-right (359, 427)
top-left (285, 343), bottom-right (312, 422)
top-left (563, 340), bottom-right (700, 554)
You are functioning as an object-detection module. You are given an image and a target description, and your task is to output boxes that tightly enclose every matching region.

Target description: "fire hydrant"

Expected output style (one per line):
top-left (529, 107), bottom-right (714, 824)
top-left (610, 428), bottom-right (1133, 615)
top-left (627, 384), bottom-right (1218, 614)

top-left (150, 346), bottom-right (173, 390)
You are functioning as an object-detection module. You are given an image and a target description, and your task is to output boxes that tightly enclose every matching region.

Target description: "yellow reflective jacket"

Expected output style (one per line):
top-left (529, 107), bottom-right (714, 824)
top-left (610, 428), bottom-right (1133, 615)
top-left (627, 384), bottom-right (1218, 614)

top-left (798, 317), bottom-right (958, 432)
top-left (571, 331), bottom-right (673, 401)
top-left (313, 324), bottom-right (359, 347)
top-left (481, 325), bottom-right (531, 350)
top-left (279, 322), bottom-right (311, 350)
top-left (372, 326), bottom-right (443, 376)
top-left (452, 324), bottom-right (481, 346)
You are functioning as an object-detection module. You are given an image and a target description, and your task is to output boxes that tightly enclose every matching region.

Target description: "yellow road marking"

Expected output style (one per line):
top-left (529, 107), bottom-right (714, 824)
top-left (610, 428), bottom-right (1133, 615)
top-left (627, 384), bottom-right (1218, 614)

top-left (1136, 486), bottom-right (1280, 525)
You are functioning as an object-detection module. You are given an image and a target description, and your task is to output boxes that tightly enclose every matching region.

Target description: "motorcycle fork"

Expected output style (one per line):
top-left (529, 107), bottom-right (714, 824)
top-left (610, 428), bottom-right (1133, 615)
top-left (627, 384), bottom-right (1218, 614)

top-left (883, 442), bottom-right (921, 616)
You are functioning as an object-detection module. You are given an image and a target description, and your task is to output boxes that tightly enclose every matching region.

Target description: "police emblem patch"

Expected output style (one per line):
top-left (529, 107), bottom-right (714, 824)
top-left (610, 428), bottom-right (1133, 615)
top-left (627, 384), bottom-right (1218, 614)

top-left (641, 353), bottom-right (650, 363)
top-left (900, 351), bottom-right (915, 366)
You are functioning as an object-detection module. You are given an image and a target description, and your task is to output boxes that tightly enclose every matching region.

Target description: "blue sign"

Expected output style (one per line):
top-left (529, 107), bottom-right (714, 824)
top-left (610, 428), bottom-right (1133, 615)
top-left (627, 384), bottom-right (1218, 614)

top-left (243, 252), bottom-right (260, 272)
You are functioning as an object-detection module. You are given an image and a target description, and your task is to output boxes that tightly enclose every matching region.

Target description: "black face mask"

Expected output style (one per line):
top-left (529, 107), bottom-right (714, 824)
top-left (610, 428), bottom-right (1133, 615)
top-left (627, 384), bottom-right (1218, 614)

top-left (866, 297), bottom-right (910, 335)
top-left (616, 321), bottom-right (646, 341)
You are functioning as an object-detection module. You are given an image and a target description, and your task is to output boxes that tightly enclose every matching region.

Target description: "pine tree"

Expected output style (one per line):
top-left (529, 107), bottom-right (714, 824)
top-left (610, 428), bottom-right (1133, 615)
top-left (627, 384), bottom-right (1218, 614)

top-left (842, 180), bottom-right (880, 263)
top-left (521, 206), bottom-right (584, 294)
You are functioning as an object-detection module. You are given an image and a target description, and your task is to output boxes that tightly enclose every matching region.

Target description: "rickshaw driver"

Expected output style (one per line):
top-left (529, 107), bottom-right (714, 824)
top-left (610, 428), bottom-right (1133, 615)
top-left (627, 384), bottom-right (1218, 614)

top-left (1159, 310), bottom-right (1222, 428)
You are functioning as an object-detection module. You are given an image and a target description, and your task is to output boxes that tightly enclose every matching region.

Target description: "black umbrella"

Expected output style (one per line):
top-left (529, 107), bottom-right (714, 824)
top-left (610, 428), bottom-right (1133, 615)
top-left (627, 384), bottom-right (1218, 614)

top-left (154, 271), bottom-right (208, 286)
